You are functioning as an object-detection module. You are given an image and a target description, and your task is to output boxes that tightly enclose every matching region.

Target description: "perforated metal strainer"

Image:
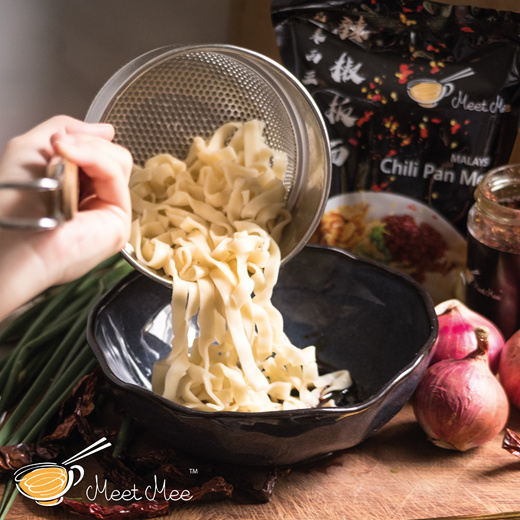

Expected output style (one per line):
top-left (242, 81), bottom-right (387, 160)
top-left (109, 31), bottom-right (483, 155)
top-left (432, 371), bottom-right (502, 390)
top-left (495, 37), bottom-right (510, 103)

top-left (86, 44), bottom-right (331, 287)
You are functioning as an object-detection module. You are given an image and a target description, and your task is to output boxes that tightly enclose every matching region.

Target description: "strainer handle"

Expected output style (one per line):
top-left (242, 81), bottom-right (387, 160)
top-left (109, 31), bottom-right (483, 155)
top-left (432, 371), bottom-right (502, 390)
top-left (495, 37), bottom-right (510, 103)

top-left (0, 158), bottom-right (78, 230)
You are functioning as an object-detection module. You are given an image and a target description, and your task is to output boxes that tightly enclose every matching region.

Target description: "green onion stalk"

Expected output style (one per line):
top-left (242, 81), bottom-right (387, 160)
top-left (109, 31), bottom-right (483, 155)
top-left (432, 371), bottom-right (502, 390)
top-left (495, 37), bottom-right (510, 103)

top-left (0, 254), bottom-right (134, 518)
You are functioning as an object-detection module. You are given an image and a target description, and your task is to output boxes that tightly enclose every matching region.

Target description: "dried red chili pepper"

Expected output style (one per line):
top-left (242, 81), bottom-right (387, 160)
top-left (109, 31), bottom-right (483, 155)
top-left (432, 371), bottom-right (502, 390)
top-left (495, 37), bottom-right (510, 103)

top-left (0, 443), bottom-right (37, 472)
top-left (503, 428), bottom-right (520, 459)
top-left (0, 370), bottom-right (105, 473)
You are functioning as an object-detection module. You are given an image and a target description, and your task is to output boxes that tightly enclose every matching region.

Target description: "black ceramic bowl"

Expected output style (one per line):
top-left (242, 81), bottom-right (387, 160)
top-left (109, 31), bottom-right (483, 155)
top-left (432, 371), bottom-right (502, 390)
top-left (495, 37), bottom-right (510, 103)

top-left (87, 244), bottom-right (437, 466)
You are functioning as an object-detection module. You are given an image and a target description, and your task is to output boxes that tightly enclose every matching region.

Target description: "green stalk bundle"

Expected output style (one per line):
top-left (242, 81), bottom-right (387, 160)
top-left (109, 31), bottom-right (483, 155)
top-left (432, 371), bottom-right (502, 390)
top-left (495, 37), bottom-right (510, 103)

top-left (0, 254), bottom-right (133, 518)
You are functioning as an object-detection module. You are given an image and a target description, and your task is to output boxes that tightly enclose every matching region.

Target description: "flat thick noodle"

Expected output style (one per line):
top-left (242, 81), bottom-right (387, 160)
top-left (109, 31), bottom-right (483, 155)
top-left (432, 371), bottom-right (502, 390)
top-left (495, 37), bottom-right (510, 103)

top-left (129, 120), bottom-right (352, 412)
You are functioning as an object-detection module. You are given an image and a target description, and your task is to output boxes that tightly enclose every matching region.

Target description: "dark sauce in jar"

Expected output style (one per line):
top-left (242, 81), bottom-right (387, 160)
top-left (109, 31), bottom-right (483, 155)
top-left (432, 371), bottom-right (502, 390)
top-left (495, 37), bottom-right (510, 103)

top-left (465, 233), bottom-right (520, 340)
top-left (465, 166), bottom-right (520, 340)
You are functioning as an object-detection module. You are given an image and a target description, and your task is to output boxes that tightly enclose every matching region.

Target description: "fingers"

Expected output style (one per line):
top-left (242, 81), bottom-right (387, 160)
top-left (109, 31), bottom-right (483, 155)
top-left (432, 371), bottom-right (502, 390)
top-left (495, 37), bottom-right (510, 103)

top-left (39, 130), bottom-right (134, 285)
top-left (25, 115), bottom-right (115, 146)
top-left (51, 132), bottom-right (133, 215)
top-left (1, 116), bottom-right (118, 183)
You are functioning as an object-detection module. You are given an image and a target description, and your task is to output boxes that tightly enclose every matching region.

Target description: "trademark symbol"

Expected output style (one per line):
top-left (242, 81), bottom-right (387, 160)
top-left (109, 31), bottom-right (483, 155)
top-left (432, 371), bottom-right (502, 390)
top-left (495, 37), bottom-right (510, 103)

top-left (189, 468), bottom-right (198, 475)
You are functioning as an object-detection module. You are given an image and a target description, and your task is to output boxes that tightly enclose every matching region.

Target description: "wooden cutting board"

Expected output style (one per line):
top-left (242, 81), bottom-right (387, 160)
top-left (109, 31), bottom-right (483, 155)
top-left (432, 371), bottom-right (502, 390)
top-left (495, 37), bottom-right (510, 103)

top-left (4, 403), bottom-right (520, 520)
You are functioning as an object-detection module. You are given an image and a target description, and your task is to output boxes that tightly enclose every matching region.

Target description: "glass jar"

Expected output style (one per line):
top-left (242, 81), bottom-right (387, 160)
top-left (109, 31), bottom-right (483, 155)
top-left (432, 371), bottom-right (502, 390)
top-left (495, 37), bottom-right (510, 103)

top-left (465, 164), bottom-right (520, 340)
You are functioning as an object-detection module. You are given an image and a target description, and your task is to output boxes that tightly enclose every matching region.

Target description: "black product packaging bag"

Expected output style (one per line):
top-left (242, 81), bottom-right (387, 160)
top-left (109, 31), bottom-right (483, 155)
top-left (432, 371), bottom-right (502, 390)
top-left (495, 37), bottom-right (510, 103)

top-left (271, 0), bottom-right (520, 302)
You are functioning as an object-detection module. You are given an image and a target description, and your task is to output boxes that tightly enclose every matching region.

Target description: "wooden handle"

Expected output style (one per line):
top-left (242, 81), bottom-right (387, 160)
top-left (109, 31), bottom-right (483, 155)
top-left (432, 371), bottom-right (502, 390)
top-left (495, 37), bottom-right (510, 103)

top-left (60, 158), bottom-right (78, 220)
top-left (47, 157), bottom-right (79, 221)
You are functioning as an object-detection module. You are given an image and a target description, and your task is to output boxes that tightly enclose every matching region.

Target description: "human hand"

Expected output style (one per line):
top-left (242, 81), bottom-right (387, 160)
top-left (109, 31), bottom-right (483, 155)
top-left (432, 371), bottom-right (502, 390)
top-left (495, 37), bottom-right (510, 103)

top-left (0, 115), bottom-right (133, 320)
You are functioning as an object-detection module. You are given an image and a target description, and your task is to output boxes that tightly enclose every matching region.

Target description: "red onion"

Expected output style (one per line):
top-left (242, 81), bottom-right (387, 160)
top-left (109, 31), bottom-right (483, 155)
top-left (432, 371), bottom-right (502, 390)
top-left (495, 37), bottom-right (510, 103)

top-left (432, 299), bottom-right (504, 373)
top-left (413, 327), bottom-right (509, 451)
top-left (498, 329), bottom-right (520, 409)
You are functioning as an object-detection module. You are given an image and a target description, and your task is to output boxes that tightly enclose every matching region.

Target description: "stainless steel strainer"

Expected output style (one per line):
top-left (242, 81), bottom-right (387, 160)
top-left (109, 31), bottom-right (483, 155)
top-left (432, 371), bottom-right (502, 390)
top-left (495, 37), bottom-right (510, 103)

top-left (86, 44), bottom-right (331, 287)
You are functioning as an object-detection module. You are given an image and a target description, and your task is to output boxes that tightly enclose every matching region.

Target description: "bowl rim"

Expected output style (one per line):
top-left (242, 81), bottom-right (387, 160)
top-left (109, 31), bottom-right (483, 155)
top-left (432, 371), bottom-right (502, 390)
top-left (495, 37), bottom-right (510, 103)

top-left (87, 245), bottom-right (438, 419)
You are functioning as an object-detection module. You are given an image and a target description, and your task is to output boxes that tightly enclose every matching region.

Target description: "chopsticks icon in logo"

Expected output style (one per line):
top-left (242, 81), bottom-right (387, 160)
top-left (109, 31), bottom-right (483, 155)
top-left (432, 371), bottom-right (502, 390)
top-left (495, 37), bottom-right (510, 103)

top-left (14, 437), bottom-right (111, 506)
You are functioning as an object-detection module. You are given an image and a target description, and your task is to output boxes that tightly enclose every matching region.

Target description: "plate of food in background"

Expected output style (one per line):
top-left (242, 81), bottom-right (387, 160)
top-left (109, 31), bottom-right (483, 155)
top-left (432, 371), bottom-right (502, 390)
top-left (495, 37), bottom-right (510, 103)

top-left (310, 191), bottom-right (467, 304)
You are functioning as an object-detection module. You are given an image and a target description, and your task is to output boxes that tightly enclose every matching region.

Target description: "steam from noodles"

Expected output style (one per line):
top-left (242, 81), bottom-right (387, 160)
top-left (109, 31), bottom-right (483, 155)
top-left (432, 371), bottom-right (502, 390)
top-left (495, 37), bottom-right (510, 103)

top-left (129, 120), bottom-right (351, 412)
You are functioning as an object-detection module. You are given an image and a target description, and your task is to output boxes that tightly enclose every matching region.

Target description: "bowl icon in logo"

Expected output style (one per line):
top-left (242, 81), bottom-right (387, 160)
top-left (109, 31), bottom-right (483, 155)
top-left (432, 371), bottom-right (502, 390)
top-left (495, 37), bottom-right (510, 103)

top-left (13, 437), bottom-right (111, 507)
top-left (14, 462), bottom-right (84, 506)
top-left (407, 78), bottom-right (454, 108)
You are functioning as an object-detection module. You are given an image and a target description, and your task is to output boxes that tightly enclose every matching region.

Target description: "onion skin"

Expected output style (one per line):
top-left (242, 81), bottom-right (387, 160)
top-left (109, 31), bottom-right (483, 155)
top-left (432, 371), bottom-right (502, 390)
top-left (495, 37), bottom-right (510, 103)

top-left (413, 327), bottom-right (509, 451)
top-left (498, 329), bottom-right (520, 409)
top-left (432, 299), bottom-right (504, 373)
